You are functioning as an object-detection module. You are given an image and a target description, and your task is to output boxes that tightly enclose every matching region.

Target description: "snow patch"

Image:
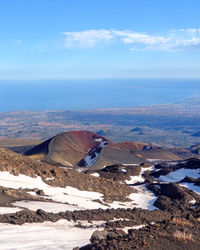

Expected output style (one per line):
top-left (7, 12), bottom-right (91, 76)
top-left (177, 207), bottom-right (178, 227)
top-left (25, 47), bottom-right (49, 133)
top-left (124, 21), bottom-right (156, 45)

top-left (143, 146), bottom-right (152, 151)
top-left (94, 138), bottom-right (103, 142)
top-left (0, 219), bottom-right (101, 250)
top-left (45, 177), bottom-right (54, 181)
top-left (0, 172), bottom-right (105, 210)
top-left (158, 168), bottom-right (200, 183)
top-left (0, 171), bottom-right (157, 211)
top-left (180, 183), bottom-right (200, 195)
top-left (122, 224), bottom-right (146, 233)
top-left (128, 185), bottom-right (157, 210)
top-left (189, 198), bottom-right (196, 205)
top-left (90, 173), bottom-right (100, 177)
top-left (0, 207), bottom-right (22, 214)
top-left (13, 201), bottom-right (81, 213)
top-left (83, 153), bottom-right (99, 167)
top-left (81, 141), bottom-right (107, 167)
top-left (126, 175), bottom-right (144, 184)
top-left (63, 161), bottom-right (73, 167)
top-left (125, 166), bottom-right (154, 184)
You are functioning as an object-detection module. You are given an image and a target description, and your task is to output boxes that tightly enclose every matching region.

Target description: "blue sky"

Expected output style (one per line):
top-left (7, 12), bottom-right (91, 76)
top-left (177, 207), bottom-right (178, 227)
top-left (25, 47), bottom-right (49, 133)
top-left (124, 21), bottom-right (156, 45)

top-left (0, 0), bottom-right (200, 79)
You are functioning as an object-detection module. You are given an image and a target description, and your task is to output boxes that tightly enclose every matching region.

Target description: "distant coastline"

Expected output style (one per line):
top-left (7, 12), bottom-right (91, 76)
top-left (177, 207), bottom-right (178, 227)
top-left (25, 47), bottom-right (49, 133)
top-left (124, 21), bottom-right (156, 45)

top-left (1, 79), bottom-right (200, 112)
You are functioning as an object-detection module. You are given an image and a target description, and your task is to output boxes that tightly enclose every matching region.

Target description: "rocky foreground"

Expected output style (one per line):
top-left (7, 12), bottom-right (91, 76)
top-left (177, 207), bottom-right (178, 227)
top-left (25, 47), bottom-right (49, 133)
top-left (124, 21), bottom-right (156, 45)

top-left (0, 133), bottom-right (200, 249)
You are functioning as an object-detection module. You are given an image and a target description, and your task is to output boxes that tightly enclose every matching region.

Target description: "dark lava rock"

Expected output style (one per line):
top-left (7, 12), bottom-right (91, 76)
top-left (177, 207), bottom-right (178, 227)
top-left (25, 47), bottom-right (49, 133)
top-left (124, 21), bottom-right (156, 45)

top-left (182, 158), bottom-right (200, 169)
top-left (159, 183), bottom-right (192, 201)
top-left (180, 176), bottom-right (197, 183)
top-left (100, 165), bottom-right (123, 174)
top-left (153, 182), bottom-right (200, 215)
top-left (180, 176), bottom-right (200, 187)
top-left (154, 195), bottom-right (172, 210)
top-left (91, 229), bottom-right (109, 242)
top-left (0, 207), bottom-right (171, 226)
top-left (80, 219), bottom-right (200, 250)
top-left (146, 183), bottom-right (161, 196)
top-left (95, 164), bottom-right (142, 183)
top-left (36, 189), bottom-right (45, 196)
top-left (150, 167), bottom-right (171, 178)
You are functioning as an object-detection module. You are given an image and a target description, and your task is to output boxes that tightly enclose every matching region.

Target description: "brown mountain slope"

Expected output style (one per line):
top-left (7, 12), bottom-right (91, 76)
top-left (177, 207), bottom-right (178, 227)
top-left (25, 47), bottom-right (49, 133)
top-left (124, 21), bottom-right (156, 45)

top-left (117, 141), bottom-right (199, 162)
top-left (117, 141), bottom-right (149, 151)
top-left (24, 131), bottom-right (146, 168)
top-left (24, 130), bottom-right (198, 168)
top-left (91, 145), bottom-right (145, 170)
top-left (24, 131), bottom-right (108, 166)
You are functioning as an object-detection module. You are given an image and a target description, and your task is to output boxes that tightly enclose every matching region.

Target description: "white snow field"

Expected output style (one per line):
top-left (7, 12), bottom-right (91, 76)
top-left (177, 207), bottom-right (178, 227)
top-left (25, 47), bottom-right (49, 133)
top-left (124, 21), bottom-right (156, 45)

top-left (128, 185), bottom-right (157, 210)
top-left (124, 167), bottom-right (157, 210)
top-left (124, 166), bottom-right (157, 210)
top-left (0, 171), bottom-right (157, 212)
top-left (0, 220), bottom-right (100, 250)
top-left (157, 168), bottom-right (200, 194)
top-left (0, 171), bottom-right (106, 211)
top-left (158, 168), bottom-right (200, 183)
top-left (180, 183), bottom-right (200, 195)
top-left (0, 220), bottom-right (148, 250)
top-left (0, 207), bottom-right (22, 214)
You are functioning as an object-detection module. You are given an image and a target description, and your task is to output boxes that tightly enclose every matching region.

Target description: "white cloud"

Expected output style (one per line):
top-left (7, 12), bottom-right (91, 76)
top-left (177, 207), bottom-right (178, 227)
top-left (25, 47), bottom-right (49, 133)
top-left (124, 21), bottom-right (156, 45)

top-left (186, 29), bottom-right (198, 33)
top-left (172, 28), bottom-right (200, 33)
top-left (147, 37), bottom-right (200, 52)
top-left (62, 28), bottom-right (200, 52)
top-left (112, 30), bottom-right (168, 45)
top-left (62, 29), bottom-right (113, 48)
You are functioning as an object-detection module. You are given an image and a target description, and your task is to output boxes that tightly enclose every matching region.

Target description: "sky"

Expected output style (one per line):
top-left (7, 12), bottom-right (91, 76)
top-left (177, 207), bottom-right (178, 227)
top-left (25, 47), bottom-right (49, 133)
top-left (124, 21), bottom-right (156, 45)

top-left (0, 0), bottom-right (200, 79)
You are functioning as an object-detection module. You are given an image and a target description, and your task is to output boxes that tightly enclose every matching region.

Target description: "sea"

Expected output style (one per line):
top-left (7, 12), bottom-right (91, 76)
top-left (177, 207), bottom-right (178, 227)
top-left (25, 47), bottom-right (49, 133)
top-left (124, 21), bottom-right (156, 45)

top-left (0, 79), bottom-right (200, 112)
